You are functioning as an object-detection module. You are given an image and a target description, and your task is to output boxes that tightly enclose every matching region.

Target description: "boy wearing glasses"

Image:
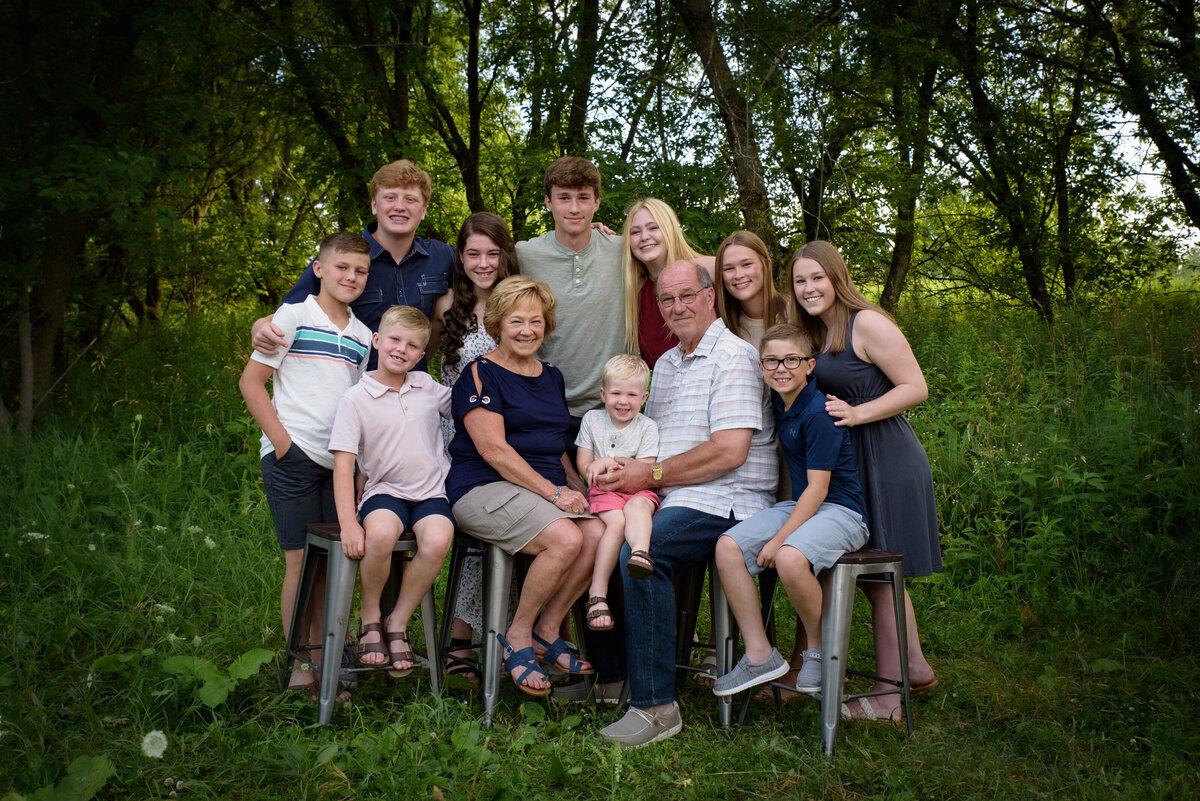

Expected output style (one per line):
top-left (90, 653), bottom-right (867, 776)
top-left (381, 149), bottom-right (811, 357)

top-left (711, 323), bottom-right (869, 697)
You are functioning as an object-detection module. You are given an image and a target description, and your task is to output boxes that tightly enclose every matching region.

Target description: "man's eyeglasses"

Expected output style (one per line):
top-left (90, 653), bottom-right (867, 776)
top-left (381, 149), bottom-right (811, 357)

top-left (656, 288), bottom-right (707, 309)
top-left (759, 355), bottom-right (813, 370)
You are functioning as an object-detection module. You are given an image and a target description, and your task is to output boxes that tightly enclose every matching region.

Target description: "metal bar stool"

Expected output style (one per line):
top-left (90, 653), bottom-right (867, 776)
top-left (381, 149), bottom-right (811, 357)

top-left (731, 548), bottom-right (914, 754)
top-left (282, 522), bottom-right (442, 724)
top-left (440, 532), bottom-right (590, 725)
top-left (674, 561), bottom-right (735, 727)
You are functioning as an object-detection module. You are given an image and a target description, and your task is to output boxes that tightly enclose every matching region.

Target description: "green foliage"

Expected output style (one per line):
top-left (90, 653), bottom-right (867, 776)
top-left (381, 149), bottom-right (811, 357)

top-left (8, 755), bottom-right (114, 801)
top-left (1, 297), bottom-right (1197, 799)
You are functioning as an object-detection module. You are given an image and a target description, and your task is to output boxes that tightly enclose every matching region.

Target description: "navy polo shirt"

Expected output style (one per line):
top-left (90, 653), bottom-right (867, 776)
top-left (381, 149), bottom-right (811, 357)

top-left (281, 222), bottom-right (454, 370)
top-left (774, 380), bottom-right (867, 522)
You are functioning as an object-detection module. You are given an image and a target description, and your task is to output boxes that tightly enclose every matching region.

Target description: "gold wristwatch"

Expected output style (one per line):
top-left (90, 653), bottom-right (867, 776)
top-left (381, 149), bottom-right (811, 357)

top-left (651, 461), bottom-right (663, 484)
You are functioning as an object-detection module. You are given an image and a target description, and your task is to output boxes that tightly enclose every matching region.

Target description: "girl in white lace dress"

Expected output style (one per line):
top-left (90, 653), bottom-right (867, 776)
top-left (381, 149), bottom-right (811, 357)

top-left (430, 212), bottom-right (520, 682)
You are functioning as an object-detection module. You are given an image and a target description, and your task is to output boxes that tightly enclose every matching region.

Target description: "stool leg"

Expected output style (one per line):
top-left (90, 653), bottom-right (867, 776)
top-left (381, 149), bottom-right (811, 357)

top-left (674, 564), bottom-right (705, 681)
top-left (318, 548), bottom-right (357, 725)
top-left (712, 568), bottom-right (735, 727)
top-left (438, 539), bottom-right (469, 685)
top-left (282, 542), bottom-right (321, 689)
top-left (422, 583), bottom-right (441, 696)
top-left (892, 571), bottom-right (914, 737)
top-left (481, 544), bottom-right (513, 727)
top-left (820, 566), bottom-right (857, 755)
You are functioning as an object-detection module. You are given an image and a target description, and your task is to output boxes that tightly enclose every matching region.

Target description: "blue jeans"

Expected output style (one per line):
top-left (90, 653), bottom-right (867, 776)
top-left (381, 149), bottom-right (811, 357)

top-left (621, 506), bottom-right (739, 707)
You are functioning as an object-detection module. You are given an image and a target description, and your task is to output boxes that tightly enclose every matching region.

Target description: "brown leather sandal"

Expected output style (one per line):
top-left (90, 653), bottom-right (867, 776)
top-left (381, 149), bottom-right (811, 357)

top-left (354, 622), bottom-right (388, 668)
top-left (586, 595), bottom-right (614, 631)
top-left (627, 550), bottom-right (655, 579)
top-left (385, 629), bottom-right (415, 679)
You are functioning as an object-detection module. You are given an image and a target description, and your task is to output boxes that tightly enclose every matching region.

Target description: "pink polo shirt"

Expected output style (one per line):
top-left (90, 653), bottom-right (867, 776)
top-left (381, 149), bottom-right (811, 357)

top-left (328, 370), bottom-right (452, 506)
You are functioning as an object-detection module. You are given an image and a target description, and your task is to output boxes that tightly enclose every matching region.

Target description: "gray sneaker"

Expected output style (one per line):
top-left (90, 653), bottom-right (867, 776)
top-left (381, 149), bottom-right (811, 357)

top-left (794, 648), bottom-right (823, 693)
top-left (712, 649), bottom-right (789, 697)
top-left (599, 703), bottom-right (682, 747)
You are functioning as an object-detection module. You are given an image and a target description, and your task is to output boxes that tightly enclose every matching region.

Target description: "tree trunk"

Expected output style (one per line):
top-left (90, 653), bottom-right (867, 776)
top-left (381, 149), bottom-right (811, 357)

top-left (564, 0), bottom-right (601, 153)
top-left (672, 0), bottom-right (779, 260)
top-left (30, 213), bottom-right (92, 398)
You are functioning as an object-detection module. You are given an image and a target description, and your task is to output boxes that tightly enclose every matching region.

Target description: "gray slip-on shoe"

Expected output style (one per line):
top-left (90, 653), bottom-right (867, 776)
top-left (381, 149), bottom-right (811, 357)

top-left (712, 649), bottom-right (789, 697)
top-left (794, 648), bottom-right (823, 693)
top-left (599, 703), bottom-right (682, 747)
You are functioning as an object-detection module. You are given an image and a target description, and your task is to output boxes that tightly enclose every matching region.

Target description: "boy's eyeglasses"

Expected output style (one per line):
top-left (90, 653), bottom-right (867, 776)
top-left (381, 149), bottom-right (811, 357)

top-left (759, 355), bottom-right (813, 370)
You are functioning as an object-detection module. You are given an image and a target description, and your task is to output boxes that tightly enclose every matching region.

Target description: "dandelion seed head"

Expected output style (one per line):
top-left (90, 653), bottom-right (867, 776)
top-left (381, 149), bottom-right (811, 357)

top-left (141, 729), bottom-right (167, 759)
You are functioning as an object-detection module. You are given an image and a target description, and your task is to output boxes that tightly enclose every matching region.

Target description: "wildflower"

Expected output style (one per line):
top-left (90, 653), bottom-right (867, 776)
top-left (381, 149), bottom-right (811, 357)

top-left (22, 532), bottom-right (48, 542)
top-left (166, 633), bottom-right (182, 643)
top-left (163, 777), bottom-right (174, 787)
top-left (141, 730), bottom-right (167, 759)
top-left (175, 780), bottom-right (184, 790)
top-left (134, 520), bottom-right (143, 527)
top-left (192, 636), bottom-right (202, 647)
top-left (135, 414), bottom-right (143, 422)
top-left (154, 603), bottom-right (176, 614)
top-left (88, 544), bottom-right (96, 551)
top-left (153, 525), bottom-right (167, 532)
top-left (203, 537), bottom-right (216, 550)
top-left (187, 526), bottom-right (203, 534)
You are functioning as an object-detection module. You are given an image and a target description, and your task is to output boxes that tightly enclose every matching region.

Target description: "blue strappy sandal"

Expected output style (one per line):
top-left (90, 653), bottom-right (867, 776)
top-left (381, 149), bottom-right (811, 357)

top-left (497, 633), bottom-right (551, 697)
top-left (532, 632), bottom-right (594, 675)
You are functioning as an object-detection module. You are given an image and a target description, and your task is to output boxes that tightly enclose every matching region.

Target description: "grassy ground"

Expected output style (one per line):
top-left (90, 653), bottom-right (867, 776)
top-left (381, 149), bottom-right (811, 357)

top-left (2, 295), bottom-right (1198, 800)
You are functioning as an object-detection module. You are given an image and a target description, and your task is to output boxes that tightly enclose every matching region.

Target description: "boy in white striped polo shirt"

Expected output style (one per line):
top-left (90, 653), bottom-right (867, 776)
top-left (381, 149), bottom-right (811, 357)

top-left (240, 232), bottom-right (372, 695)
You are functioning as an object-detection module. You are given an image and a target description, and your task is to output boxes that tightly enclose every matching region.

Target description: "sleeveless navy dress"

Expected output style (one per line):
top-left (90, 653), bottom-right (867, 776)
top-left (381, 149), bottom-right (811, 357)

top-left (811, 312), bottom-right (941, 577)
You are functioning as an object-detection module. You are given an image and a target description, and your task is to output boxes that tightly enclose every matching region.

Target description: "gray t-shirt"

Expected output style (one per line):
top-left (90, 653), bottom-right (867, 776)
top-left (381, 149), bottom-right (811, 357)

top-left (575, 409), bottom-right (659, 461)
top-left (517, 231), bottom-right (626, 417)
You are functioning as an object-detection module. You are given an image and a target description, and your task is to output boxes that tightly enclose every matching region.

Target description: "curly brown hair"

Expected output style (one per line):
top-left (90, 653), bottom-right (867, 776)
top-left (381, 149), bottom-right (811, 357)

top-left (441, 212), bottom-right (519, 368)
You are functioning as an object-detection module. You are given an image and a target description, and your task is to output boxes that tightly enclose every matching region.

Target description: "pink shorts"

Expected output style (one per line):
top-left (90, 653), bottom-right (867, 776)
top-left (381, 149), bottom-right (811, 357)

top-left (588, 488), bottom-right (661, 515)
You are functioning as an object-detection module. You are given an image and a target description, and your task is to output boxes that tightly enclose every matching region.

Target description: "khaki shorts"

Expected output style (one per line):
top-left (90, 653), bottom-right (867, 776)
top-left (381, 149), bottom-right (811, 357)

top-left (452, 481), bottom-right (591, 555)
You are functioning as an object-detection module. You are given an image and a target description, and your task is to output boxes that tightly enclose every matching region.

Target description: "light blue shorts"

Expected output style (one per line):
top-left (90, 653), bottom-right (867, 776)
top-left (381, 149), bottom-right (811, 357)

top-left (723, 501), bottom-right (869, 576)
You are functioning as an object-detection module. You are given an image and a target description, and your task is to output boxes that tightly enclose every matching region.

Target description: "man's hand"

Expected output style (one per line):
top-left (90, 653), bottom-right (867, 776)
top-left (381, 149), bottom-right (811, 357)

top-left (251, 314), bottom-right (287, 356)
top-left (594, 456), bottom-right (654, 494)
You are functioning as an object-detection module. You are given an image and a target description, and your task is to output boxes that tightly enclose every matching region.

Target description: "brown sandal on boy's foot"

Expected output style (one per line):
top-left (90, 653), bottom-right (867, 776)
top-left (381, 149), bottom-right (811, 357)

top-left (586, 595), bottom-right (614, 631)
top-left (627, 550), bottom-right (655, 579)
top-left (385, 629), bottom-right (415, 679)
top-left (354, 622), bottom-right (389, 668)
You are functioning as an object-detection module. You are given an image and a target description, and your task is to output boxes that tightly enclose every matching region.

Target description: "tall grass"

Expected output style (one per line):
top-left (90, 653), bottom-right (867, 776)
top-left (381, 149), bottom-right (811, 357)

top-left (1, 297), bottom-right (1197, 800)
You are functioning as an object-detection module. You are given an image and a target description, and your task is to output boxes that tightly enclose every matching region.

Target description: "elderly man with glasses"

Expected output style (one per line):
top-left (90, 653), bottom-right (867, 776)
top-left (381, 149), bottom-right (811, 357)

top-left (593, 259), bottom-right (778, 747)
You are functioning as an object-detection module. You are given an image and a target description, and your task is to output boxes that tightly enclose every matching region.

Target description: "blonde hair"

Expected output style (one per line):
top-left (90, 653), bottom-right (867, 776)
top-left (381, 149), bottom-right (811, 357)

top-left (759, 323), bottom-right (815, 358)
top-left (715, 231), bottom-right (788, 340)
top-left (601, 354), bottom-right (650, 391)
top-left (789, 240), bottom-right (891, 354)
top-left (483, 276), bottom-right (558, 342)
top-left (369, 160), bottom-right (432, 205)
top-left (378, 306), bottom-right (432, 344)
top-left (621, 198), bottom-right (704, 352)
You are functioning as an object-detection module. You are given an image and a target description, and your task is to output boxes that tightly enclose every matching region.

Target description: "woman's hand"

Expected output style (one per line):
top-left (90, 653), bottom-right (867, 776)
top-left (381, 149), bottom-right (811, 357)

top-left (553, 487), bottom-right (589, 515)
top-left (824, 394), bottom-right (862, 427)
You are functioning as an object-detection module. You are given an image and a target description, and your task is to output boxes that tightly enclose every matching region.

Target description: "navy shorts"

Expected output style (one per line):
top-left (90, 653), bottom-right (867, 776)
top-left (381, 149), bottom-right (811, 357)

top-left (358, 494), bottom-right (454, 531)
top-left (260, 447), bottom-right (335, 550)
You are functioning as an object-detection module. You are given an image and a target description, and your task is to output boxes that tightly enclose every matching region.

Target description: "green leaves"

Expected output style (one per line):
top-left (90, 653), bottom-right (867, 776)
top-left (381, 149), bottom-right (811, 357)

top-left (161, 648), bottom-right (273, 707)
top-left (27, 755), bottom-right (114, 801)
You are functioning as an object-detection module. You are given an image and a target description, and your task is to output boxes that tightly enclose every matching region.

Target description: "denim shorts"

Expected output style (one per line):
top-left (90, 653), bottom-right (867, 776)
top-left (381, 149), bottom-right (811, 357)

top-left (358, 493), bottom-right (453, 531)
top-left (260, 446), bottom-right (335, 550)
top-left (723, 500), bottom-right (869, 576)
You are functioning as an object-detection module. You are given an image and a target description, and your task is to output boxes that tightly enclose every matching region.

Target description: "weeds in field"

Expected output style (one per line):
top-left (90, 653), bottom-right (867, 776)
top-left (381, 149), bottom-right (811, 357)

top-left (1, 299), bottom-right (1197, 799)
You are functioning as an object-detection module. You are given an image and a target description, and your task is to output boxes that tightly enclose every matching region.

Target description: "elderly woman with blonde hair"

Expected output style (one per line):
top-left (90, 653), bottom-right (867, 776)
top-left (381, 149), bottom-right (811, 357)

top-left (445, 276), bottom-right (605, 696)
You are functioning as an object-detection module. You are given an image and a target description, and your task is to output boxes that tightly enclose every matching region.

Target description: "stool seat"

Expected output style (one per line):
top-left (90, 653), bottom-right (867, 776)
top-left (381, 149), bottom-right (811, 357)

top-left (282, 522), bottom-right (441, 724)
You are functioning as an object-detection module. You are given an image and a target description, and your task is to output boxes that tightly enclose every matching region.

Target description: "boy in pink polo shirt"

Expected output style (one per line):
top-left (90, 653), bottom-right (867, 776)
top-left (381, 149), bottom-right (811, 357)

top-left (328, 306), bottom-right (454, 677)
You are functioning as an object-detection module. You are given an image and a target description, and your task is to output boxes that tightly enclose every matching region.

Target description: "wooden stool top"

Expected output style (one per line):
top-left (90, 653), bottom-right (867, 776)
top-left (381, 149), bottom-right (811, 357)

top-left (835, 548), bottom-right (903, 566)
